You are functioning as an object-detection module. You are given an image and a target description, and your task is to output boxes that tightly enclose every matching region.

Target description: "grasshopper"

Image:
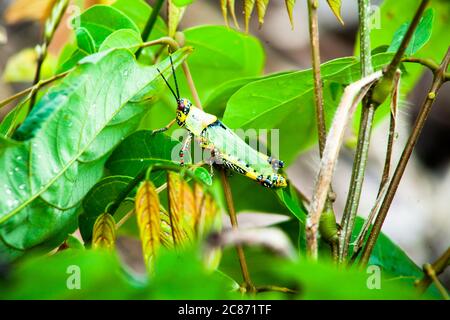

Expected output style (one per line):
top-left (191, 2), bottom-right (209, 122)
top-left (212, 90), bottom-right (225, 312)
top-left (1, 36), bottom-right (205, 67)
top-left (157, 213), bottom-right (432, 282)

top-left (154, 56), bottom-right (287, 188)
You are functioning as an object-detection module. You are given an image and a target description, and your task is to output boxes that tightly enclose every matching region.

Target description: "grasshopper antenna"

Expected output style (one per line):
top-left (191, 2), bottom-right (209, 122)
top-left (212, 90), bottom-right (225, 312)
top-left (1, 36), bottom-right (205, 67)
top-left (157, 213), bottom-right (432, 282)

top-left (157, 67), bottom-right (179, 102)
top-left (169, 54), bottom-right (180, 100)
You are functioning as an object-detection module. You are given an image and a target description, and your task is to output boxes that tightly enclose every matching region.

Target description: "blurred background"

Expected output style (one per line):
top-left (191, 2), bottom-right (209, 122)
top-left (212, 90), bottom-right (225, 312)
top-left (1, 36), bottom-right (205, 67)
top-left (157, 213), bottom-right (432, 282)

top-left (0, 0), bottom-right (448, 284)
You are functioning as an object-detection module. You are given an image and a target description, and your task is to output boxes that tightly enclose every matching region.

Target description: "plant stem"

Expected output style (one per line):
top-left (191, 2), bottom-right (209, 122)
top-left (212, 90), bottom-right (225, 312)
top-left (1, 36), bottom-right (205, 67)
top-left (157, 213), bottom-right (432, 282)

top-left (371, 0), bottom-right (430, 107)
top-left (307, 0), bottom-right (325, 154)
top-left (360, 47), bottom-right (450, 266)
top-left (220, 170), bottom-right (255, 293)
top-left (139, 36), bottom-right (201, 109)
top-left (0, 71), bottom-right (70, 110)
top-left (377, 70), bottom-right (400, 195)
top-left (338, 0), bottom-right (374, 262)
top-left (415, 247), bottom-right (450, 297)
top-left (383, 0), bottom-right (430, 83)
top-left (305, 71), bottom-right (382, 259)
top-left (29, 0), bottom-right (69, 112)
top-left (182, 62), bottom-right (202, 109)
top-left (107, 169), bottom-right (147, 216)
top-left (306, 0), bottom-right (338, 257)
top-left (402, 57), bottom-right (450, 81)
top-left (136, 0), bottom-right (165, 58)
top-left (339, 105), bottom-right (374, 261)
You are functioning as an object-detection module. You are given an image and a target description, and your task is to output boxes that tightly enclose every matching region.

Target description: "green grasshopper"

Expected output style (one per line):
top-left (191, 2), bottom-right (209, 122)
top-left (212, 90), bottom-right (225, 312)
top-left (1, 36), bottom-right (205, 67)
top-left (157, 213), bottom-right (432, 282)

top-left (154, 57), bottom-right (287, 188)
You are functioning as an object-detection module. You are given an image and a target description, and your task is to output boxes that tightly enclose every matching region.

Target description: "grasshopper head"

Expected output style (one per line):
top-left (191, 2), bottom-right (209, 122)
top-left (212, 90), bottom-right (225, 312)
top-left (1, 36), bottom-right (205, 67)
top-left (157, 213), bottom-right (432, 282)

top-left (176, 98), bottom-right (191, 126)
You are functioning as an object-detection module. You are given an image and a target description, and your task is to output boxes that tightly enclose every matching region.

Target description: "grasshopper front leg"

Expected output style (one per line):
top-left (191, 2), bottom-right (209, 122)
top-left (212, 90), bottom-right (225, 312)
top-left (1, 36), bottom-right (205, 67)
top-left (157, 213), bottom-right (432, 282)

top-left (151, 119), bottom-right (177, 135)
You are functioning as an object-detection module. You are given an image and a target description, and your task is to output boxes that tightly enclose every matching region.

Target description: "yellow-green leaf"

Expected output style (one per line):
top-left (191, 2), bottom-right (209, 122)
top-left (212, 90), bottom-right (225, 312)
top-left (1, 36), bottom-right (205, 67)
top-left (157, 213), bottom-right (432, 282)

top-left (135, 180), bottom-right (161, 271)
top-left (221, 0), bottom-right (240, 29)
top-left (244, 0), bottom-right (256, 33)
top-left (256, 0), bottom-right (269, 27)
top-left (92, 213), bottom-right (116, 250)
top-left (326, 0), bottom-right (344, 25)
top-left (168, 0), bottom-right (186, 38)
top-left (228, 0), bottom-right (240, 29)
top-left (220, 0), bottom-right (229, 26)
top-left (194, 183), bottom-right (218, 236)
top-left (167, 172), bottom-right (197, 244)
top-left (160, 210), bottom-right (174, 248)
top-left (285, 0), bottom-right (296, 29)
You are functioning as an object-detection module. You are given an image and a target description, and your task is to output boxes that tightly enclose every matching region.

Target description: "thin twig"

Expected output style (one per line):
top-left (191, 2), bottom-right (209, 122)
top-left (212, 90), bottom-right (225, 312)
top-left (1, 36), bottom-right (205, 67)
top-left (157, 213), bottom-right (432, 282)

top-left (415, 247), bottom-right (450, 294)
top-left (306, 71), bottom-right (382, 258)
top-left (378, 70), bottom-right (400, 195)
top-left (360, 48), bottom-right (450, 266)
top-left (338, 0), bottom-right (374, 263)
top-left (182, 62), bottom-right (202, 109)
top-left (0, 71), bottom-right (70, 110)
top-left (29, 0), bottom-right (69, 112)
top-left (307, 0), bottom-right (326, 154)
top-left (349, 182), bottom-right (388, 264)
top-left (339, 105), bottom-right (374, 261)
top-left (220, 170), bottom-right (255, 293)
top-left (136, 0), bottom-right (165, 58)
top-left (307, 0), bottom-right (338, 257)
top-left (402, 57), bottom-right (450, 81)
top-left (372, 0), bottom-right (430, 106)
top-left (115, 209), bottom-right (135, 230)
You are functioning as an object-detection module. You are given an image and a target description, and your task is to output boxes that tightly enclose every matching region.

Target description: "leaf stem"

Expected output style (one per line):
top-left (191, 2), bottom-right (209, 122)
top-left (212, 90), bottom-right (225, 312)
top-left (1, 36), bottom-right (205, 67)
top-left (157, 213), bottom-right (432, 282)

top-left (402, 57), bottom-right (450, 81)
top-left (136, 0), bottom-right (165, 58)
top-left (360, 47), bottom-right (450, 266)
top-left (415, 247), bottom-right (450, 297)
top-left (338, 0), bottom-right (373, 262)
top-left (0, 71), bottom-right (70, 110)
top-left (220, 170), bottom-right (255, 293)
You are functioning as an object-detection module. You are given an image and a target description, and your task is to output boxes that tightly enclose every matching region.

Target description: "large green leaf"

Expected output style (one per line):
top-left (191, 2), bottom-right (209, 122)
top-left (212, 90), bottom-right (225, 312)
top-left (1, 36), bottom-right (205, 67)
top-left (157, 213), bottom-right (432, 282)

top-left (106, 130), bottom-right (190, 177)
top-left (221, 54), bottom-right (395, 165)
top-left (204, 71), bottom-right (290, 118)
top-left (0, 48), bottom-right (191, 255)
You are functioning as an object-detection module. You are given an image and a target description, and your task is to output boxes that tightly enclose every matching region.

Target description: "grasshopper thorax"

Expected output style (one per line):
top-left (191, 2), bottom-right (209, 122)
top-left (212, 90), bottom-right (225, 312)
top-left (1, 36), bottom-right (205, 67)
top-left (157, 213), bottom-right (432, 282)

top-left (176, 98), bottom-right (192, 126)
